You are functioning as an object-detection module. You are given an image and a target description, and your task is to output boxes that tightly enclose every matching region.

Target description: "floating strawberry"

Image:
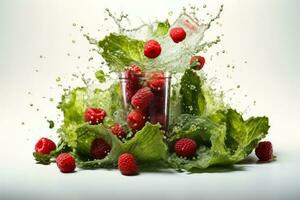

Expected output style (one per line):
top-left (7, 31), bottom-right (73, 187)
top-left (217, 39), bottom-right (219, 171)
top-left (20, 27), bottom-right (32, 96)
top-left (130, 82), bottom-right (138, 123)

top-left (84, 108), bottom-right (106, 125)
top-left (144, 40), bottom-right (161, 58)
top-left (169, 27), bottom-right (187, 43)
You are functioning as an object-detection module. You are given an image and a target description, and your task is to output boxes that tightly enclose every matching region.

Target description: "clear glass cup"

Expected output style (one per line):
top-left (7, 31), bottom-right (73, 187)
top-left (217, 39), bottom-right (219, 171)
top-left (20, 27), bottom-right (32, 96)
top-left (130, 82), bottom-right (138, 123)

top-left (120, 71), bottom-right (171, 133)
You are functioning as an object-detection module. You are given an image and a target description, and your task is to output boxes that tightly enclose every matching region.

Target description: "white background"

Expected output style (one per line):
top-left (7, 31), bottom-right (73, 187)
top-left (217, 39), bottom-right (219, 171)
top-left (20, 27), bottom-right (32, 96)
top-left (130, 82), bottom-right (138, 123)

top-left (0, 0), bottom-right (300, 199)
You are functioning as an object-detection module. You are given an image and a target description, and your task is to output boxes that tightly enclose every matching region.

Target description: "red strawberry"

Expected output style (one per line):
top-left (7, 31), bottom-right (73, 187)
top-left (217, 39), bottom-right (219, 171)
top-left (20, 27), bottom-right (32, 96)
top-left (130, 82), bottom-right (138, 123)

top-left (146, 72), bottom-right (166, 93)
top-left (169, 27), bottom-right (187, 43)
top-left (150, 113), bottom-right (166, 128)
top-left (118, 153), bottom-right (138, 176)
top-left (111, 123), bottom-right (126, 139)
top-left (56, 153), bottom-right (76, 173)
top-left (255, 141), bottom-right (273, 161)
top-left (175, 138), bottom-right (197, 158)
top-left (125, 64), bottom-right (143, 102)
top-left (127, 110), bottom-right (146, 131)
top-left (190, 56), bottom-right (205, 70)
top-left (150, 94), bottom-right (165, 112)
top-left (131, 87), bottom-right (154, 111)
top-left (35, 137), bottom-right (56, 154)
top-left (144, 40), bottom-right (161, 59)
top-left (84, 108), bottom-right (106, 125)
top-left (90, 138), bottom-right (111, 159)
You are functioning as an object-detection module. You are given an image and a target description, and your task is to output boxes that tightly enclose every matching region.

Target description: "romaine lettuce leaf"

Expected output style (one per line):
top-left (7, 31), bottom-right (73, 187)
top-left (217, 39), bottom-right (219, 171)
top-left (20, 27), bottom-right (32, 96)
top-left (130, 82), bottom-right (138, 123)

top-left (75, 124), bottom-right (123, 162)
top-left (58, 83), bottom-right (122, 148)
top-left (98, 33), bottom-right (145, 72)
top-left (168, 110), bottom-right (270, 171)
top-left (77, 123), bottom-right (169, 169)
top-left (180, 69), bottom-right (206, 115)
top-left (123, 122), bottom-right (168, 163)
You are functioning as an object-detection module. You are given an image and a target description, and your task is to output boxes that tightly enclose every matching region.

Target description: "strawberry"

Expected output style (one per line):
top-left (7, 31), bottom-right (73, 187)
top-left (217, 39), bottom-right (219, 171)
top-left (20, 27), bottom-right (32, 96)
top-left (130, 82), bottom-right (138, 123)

top-left (127, 110), bottom-right (146, 131)
top-left (84, 108), bottom-right (106, 125)
top-left (169, 27), bottom-right (187, 43)
top-left (125, 64), bottom-right (143, 102)
top-left (118, 153), bottom-right (138, 176)
top-left (150, 113), bottom-right (166, 128)
top-left (35, 137), bottom-right (56, 155)
top-left (131, 87), bottom-right (154, 111)
top-left (146, 72), bottom-right (166, 93)
top-left (90, 138), bottom-right (111, 159)
top-left (144, 40), bottom-right (161, 59)
top-left (56, 153), bottom-right (76, 173)
top-left (175, 138), bottom-right (197, 158)
top-left (255, 141), bottom-right (273, 161)
top-left (190, 56), bottom-right (205, 70)
top-left (111, 123), bottom-right (126, 139)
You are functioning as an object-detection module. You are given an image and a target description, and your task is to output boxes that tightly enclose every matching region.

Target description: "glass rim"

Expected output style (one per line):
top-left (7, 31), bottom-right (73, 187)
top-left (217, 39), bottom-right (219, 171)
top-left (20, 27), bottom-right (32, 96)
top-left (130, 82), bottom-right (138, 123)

top-left (119, 71), bottom-right (171, 80)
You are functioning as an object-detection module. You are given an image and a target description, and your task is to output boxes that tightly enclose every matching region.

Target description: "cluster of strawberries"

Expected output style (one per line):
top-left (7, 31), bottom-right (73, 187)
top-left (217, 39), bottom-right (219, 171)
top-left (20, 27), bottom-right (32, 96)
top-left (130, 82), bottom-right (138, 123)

top-left (125, 65), bottom-right (167, 132)
top-left (34, 137), bottom-right (138, 175)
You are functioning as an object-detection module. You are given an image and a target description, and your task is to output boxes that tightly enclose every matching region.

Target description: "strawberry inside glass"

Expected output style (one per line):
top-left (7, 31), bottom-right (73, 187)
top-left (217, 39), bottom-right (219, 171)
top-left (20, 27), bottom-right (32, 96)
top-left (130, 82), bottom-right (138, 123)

top-left (120, 67), bottom-right (171, 132)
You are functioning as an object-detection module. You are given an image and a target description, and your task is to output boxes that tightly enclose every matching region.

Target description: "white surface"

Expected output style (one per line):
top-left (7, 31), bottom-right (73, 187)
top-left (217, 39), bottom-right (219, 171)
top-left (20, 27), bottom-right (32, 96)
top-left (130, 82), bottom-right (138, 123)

top-left (0, 0), bottom-right (300, 199)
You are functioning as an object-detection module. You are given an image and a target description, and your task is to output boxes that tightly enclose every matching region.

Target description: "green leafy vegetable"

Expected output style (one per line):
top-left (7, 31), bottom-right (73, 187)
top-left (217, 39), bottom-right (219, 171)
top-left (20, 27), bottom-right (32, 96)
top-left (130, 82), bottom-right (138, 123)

top-left (180, 69), bottom-right (206, 115)
top-left (98, 33), bottom-right (145, 72)
top-left (47, 120), bottom-right (55, 129)
top-left (77, 123), bottom-right (168, 169)
top-left (123, 122), bottom-right (168, 163)
top-left (58, 83), bottom-right (122, 148)
top-left (95, 70), bottom-right (106, 83)
top-left (169, 110), bottom-right (269, 171)
top-left (75, 124), bottom-right (123, 161)
top-left (153, 20), bottom-right (170, 37)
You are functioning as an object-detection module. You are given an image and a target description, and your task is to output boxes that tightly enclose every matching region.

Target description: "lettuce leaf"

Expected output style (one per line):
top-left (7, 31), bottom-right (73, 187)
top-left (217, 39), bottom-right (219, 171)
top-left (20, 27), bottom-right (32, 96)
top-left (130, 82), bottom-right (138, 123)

top-left (180, 69), bottom-right (206, 115)
top-left (58, 83), bottom-right (122, 148)
top-left (98, 33), bottom-right (145, 72)
top-left (75, 124), bottom-right (123, 167)
top-left (77, 123), bottom-right (169, 169)
top-left (153, 20), bottom-right (170, 37)
top-left (168, 110), bottom-right (269, 171)
top-left (123, 122), bottom-right (168, 163)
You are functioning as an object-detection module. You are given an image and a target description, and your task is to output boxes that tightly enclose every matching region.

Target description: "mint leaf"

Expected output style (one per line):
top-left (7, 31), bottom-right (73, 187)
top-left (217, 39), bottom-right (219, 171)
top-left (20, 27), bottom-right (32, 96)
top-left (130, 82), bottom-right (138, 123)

top-left (98, 33), bottom-right (145, 72)
top-left (153, 20), bottom-right (170, 37)
top-left (123, 123), bottom-right (168, 163)
top-left (180, 69), bottom-right (206, 115)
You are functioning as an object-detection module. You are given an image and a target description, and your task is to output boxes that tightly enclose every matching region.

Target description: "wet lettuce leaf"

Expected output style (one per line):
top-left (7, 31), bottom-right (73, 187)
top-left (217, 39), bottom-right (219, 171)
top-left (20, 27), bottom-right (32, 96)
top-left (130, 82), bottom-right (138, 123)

top-left (77, 123), bottom-right (168, 169)
top-left (75, 124), bottom-right (123, 169)
top-left (169, 110), bottom-right (269, 171)
top-left (58, 83), bottom-right (122, 148)
top-left (180, 69), bottom-right (206, 115)
top-left (123, 122), bottom-right (168, 163)
top-left (98, 33), bottom-right (145, 72)
top-left (153, 20), bottom-right (170, 37)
